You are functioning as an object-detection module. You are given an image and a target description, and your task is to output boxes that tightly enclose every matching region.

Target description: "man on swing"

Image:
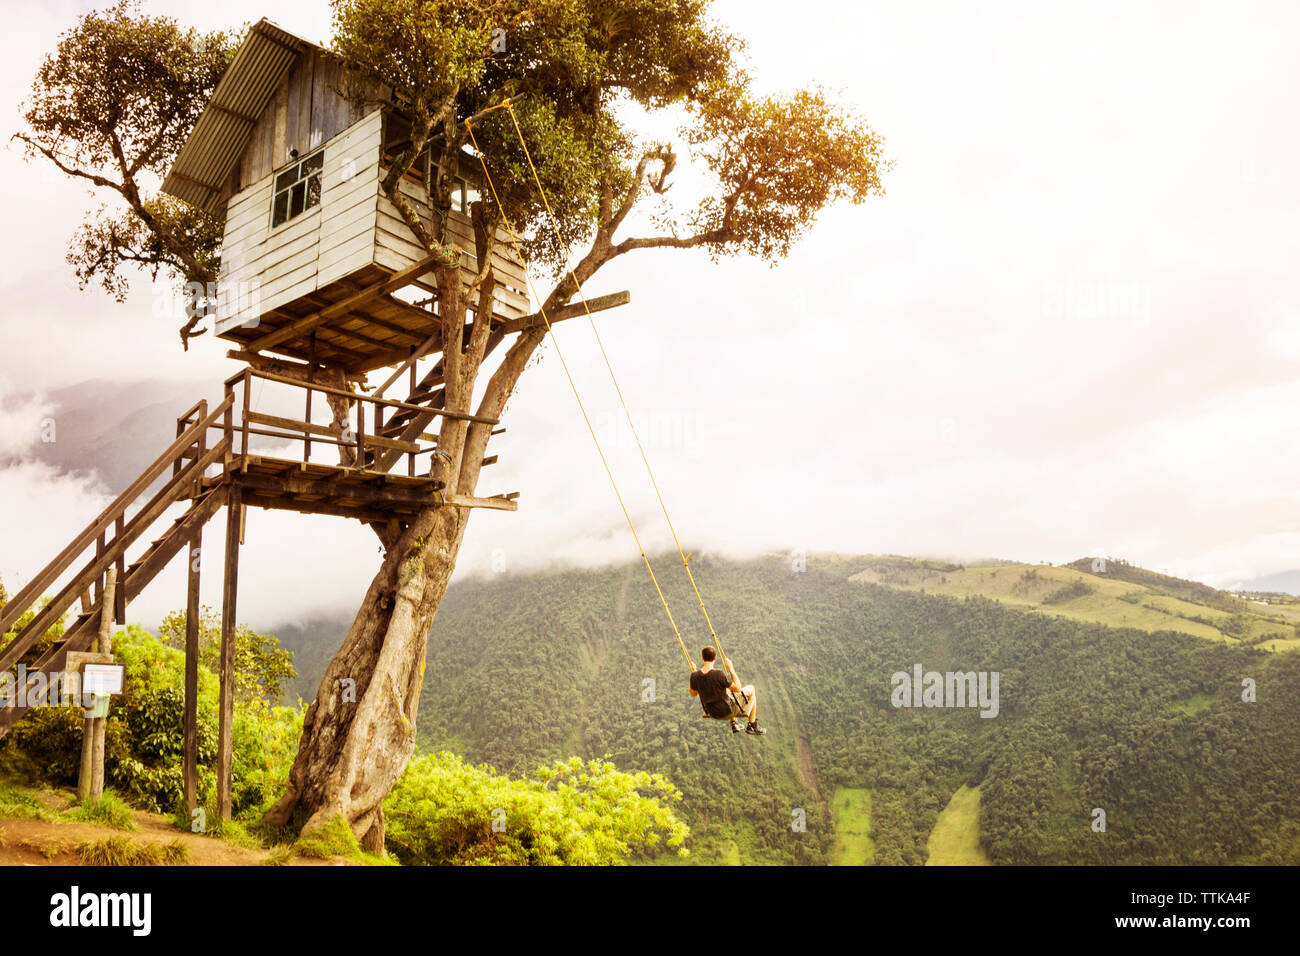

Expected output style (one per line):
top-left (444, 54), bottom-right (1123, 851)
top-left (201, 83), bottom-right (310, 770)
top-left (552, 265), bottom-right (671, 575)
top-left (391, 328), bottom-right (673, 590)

top-left (689, 646), bottom-right (766, 735)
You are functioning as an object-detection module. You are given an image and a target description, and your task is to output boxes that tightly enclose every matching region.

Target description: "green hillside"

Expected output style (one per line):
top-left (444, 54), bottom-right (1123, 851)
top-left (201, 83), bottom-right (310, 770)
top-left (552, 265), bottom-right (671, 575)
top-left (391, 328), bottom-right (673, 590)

top-left (277, 552), bottom-right (1300, 865)
top-left (851, 555), bottom-right (1300, 651)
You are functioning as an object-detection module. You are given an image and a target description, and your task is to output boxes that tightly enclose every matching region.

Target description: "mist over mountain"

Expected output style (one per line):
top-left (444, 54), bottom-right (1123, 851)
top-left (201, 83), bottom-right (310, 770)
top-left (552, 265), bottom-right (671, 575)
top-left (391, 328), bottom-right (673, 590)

top-left (1232, 570), bottom-right (1300, 596)
top-left (0, 377), bottom-right (209, 493)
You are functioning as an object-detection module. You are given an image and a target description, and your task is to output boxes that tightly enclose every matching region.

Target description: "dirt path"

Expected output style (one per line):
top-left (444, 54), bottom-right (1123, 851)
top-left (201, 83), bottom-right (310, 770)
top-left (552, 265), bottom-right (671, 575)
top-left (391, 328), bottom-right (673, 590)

top-left (0, 789), bottom-right (340, 866)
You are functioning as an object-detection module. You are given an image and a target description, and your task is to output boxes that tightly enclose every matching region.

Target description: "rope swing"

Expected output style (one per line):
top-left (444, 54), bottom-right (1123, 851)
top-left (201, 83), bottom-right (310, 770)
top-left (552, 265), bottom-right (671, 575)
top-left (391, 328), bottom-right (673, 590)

top-left (465, 102), bottom-right (736, 676)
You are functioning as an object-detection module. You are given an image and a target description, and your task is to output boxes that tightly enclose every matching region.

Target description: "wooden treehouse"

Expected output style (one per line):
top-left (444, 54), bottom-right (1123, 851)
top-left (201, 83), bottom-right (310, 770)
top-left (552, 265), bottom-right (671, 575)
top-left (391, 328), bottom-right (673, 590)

top-left (0, 19), bottom-right (627, 819)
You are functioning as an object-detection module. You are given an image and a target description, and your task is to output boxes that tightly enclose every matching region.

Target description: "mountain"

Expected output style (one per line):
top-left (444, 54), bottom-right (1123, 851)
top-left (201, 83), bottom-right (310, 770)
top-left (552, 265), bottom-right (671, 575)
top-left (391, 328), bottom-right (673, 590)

top-left (2, 378), bottom-right (211, 493)
top-left (271, 552), bottom-right (1300, 865)
top-left (853, 555), bottom-right (1300, 651)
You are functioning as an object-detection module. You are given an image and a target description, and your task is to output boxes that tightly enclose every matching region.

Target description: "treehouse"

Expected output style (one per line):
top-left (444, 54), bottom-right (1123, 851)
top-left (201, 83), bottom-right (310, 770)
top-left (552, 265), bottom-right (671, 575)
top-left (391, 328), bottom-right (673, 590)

top-left (161, 18), bottom-right (530, 373)
top-left (2, 17), bottom-right (631, 824)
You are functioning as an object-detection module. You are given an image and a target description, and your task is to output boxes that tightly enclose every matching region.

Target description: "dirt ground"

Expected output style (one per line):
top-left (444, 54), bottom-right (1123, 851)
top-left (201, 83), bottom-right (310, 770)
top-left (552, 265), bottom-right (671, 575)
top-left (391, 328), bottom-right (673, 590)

top-left (0, 788), bottom-right (339, 866)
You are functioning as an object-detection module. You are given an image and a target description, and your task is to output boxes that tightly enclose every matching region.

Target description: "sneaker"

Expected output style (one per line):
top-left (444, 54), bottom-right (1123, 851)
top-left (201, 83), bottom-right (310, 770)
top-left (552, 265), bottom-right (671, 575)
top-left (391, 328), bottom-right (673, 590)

top-left (730, 719), bottom-right (743, 733)
top-left (745, 721), bottom-right (766, 736)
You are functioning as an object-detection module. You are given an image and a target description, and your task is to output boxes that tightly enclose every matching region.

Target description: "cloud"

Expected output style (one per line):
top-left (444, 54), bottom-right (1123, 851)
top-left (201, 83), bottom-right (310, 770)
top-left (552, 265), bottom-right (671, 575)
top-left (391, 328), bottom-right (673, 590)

top-left (3, 0), bottom-right (1300, 629)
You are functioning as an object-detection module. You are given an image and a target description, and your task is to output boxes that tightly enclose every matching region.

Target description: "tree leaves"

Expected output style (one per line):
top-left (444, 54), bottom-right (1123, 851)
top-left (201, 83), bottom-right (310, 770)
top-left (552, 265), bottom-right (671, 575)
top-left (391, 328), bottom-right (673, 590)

top-left (15, 0), bottom-right (236, 347)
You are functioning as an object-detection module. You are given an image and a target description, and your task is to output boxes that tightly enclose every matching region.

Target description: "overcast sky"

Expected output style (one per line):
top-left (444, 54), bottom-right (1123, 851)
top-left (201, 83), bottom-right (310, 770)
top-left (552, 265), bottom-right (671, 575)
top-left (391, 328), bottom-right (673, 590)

top-left (1, 0), bottom-right (1298, 627)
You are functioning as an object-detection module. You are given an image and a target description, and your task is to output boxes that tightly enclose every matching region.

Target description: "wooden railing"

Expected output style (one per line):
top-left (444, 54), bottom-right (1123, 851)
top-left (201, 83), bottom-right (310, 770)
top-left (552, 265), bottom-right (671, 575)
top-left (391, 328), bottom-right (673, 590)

top-left (220, 367), bottom-right (498, 478)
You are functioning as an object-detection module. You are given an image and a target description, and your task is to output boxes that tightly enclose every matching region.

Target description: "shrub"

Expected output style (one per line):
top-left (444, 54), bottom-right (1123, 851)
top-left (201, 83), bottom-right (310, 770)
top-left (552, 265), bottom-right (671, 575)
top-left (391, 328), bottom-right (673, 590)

top-left (384, 752), bottom-right (688, 866)
top-left (65, 790), bottom-right (136, 831)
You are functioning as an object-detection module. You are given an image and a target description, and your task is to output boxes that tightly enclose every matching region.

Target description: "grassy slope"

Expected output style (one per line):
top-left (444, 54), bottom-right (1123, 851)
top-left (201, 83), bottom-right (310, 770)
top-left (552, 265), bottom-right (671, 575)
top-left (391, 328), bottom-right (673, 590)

top-left (830, 787), bottom-right (875, 865)
top-left (926, 784), bottom-right (991, 866)
top-left (0, 778), bottom-right (380, 866)
top-left (849, 557), bottom-right (1300, 646)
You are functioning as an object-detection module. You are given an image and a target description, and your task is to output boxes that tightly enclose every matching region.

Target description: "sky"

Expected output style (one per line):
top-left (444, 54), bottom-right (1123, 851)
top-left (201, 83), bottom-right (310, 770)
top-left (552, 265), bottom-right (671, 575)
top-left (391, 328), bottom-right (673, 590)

top-left (1, 0), bottom-right (1298, 627)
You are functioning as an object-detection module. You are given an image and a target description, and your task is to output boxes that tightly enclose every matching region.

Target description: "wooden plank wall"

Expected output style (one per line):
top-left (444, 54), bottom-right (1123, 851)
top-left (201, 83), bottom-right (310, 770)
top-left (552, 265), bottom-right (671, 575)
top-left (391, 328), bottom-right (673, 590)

top-left (238, 50), bottom-right (374, 191)
top-left (217, 44), bottom-right (531, 336)
top-left (217, 111), bottom-right (383, 335)
top-left (375, 180), bottom-right (531, 319)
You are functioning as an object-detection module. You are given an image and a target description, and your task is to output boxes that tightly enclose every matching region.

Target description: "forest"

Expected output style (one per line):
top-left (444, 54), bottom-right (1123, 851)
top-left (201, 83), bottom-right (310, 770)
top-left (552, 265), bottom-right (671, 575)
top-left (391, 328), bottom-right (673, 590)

top-left (395, 552), bottom-right (1300, 864)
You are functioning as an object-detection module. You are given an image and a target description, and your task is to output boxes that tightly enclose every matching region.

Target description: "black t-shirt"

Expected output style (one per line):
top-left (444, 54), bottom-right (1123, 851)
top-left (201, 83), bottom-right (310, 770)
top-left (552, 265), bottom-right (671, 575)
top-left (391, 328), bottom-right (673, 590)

top-left (690, 667), bottom-right (733, 718)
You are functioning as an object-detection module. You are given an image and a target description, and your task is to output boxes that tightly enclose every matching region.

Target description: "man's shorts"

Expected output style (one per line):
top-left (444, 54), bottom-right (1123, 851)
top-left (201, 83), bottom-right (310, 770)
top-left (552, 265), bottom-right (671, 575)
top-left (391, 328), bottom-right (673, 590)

top-left (711, 685), bottom-right (755, 720)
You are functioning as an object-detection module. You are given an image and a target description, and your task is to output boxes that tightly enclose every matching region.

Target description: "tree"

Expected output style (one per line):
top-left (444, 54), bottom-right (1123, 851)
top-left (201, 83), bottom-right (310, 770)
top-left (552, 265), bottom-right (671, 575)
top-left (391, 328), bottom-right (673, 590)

top-left (23, 0), bottom-right (890, 850)
top-left (156, 607), bottom-right (296, 704)
top-left (13, 0), bottom-right (235, 348)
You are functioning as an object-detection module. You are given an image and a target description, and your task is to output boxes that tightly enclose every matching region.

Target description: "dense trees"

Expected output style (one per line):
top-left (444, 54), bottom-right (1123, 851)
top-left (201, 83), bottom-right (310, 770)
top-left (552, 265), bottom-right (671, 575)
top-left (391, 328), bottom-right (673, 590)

top-left (303, 554), bottom-right (1300, 865)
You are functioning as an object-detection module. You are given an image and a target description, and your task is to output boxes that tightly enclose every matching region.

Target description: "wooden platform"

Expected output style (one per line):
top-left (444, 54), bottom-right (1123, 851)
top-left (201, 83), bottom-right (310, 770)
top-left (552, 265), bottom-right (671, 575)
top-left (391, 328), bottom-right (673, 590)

top-left (195, 455), bottom-right (517, 522)
top-left (219, 262), bottom-right (444, 373)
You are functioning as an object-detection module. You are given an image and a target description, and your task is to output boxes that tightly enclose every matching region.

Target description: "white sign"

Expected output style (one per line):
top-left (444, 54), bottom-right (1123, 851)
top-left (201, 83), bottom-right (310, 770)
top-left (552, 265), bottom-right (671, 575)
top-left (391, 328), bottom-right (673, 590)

top-left (82, 664), bottom-right (124, 696)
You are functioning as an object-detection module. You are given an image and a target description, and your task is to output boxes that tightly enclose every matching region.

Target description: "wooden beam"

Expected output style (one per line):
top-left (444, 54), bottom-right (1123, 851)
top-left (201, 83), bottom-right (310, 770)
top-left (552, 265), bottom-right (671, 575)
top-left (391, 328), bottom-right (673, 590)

top-left (239, 491), bottom-right (421, 524)
top-left (0, 395), bottom-right (232, 637)
top-left (0, 439), bottom-right (230, 672)
top-left (217, 486), bottom-right (241, 822)
top-left (234, 471), bottom-right (440, 507)
top-left (364, 303), bottom-right (439, 341)
top-left (249, 369), bottom-right (499, 425)
top-left (497, 291), bottom-right (631, 336)
top-left (374, 330), bottom-right (441, 399)
top-left (246, 253), bottom-right (443, 352)
top-left (445, 494), bottom-right (518, 512)
top-left (0, 488), bottom-right (228, 739)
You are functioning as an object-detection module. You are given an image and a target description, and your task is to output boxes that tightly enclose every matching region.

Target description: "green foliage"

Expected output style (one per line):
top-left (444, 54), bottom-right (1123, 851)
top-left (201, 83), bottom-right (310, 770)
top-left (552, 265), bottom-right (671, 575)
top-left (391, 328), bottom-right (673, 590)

top-left (384, 751), bottom-right (688, 865)
top-left (65, 790), bottom-right (137, 831)
top-left (76, 835), bottom-right (188, 866)
top-left (1, 623), bottom-right (300, 819)
top-left (261, 843), bottom-right (297, 866)
top-left (1042, 579), bottom-right (1094, 605)
top-left (329, 0), bottom-right (888, 277)
top-left (157, 607), bottom-right (296, 704)
top-left (0, 706), bottom-right (91, 786)
top-left (15, 0), bottom-right (235, 329)
top-left (1063, 557), bottom-right (1246, 613)
top-left (297, 815), bottom-right (394, 865)
top-left (0, 780), bottom-right (55, 821)
top-left (281, 553), bottom-right (1300, 866)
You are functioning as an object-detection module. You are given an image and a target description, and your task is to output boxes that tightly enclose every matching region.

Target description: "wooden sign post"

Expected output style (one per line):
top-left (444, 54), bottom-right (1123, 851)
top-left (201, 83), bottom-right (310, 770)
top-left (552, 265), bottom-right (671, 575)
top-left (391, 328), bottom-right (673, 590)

top-left (75, 567), bottom-right (119, 802)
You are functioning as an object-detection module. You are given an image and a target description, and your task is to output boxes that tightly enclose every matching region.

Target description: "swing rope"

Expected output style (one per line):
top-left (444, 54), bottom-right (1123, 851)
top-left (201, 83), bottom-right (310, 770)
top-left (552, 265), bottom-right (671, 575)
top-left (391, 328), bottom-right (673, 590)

top-left (495, 104), bottom-right (737, 677)
top-left (465, 114), bottom-right (696, 674)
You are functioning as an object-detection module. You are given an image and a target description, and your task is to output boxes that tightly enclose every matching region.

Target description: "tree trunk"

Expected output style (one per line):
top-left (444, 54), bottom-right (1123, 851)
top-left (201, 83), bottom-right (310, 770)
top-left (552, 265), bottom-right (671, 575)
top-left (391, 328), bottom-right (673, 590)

top-left (264, 502), bottom-right (467, 851)
top-left (262, 148), bottom-right (574, 851)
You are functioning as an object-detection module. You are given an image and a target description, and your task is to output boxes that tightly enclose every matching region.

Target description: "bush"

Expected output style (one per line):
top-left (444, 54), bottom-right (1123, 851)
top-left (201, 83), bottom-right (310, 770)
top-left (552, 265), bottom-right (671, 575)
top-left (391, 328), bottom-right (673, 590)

top-left (1042, 580), bottom-right (1094, 605)
top-left (2, 624), bottom-right (299, 819)
top-left (384, 752), bottom-right (689, 866)
top-left (66, 790), bottom-right (136, 831)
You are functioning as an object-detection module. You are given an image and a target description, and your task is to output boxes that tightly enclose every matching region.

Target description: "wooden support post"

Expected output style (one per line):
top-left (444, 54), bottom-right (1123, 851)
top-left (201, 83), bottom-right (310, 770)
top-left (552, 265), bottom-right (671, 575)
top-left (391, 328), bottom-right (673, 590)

top-left (183, 527), bottom-right (202, 817)
top-left (78, 566), bottom-right (116, 803)
top-left (94, 532), bottom-right (105, 607)
top-left (305, 331), bottom-right (316, 463)
top-left (216, 486), bottom-right (241, 822)
top-left (114, 515), bottom-right (126, 624)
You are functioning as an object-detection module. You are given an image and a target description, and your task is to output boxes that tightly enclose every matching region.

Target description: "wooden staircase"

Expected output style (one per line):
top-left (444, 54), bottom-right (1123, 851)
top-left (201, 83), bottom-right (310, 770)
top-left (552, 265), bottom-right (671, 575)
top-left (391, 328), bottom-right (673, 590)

top-left (0, 399), bottom-right (232, 737)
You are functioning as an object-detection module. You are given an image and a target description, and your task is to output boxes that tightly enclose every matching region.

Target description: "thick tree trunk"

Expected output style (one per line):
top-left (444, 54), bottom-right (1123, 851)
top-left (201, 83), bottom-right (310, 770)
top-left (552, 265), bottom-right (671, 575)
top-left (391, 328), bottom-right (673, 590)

top-left (265, 502), bottom-right (468, 850)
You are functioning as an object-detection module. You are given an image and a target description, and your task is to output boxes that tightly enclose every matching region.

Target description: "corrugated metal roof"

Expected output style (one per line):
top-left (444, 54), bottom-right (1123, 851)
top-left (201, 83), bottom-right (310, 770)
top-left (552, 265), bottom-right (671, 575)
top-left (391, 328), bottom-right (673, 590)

top-left (162, 19), bottom-right (321, 213)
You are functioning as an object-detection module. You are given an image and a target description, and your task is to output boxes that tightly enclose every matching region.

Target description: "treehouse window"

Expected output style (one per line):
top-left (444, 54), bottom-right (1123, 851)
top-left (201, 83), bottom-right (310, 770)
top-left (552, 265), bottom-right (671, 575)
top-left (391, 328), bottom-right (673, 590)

top-left (448, 177), bottom-right (483, 214)
top-left (271, 149), bottom-right (324, 227)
